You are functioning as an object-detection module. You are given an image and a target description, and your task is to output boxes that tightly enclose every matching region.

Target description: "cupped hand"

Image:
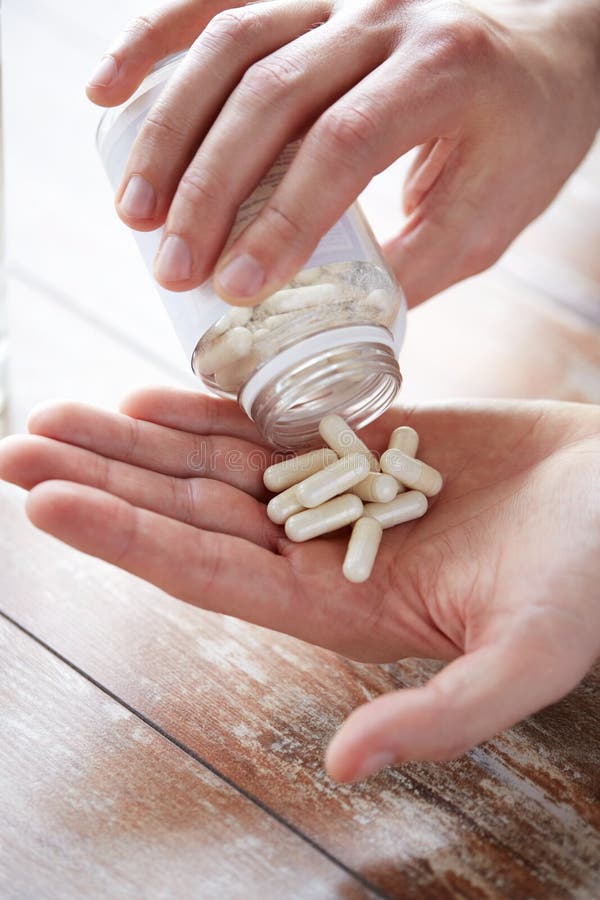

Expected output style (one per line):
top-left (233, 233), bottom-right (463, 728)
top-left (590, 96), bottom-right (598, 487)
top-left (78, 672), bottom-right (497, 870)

top-left (87, 0), bottom-right (600, 304)
top-left (1, 390), bottom-right (599, 781)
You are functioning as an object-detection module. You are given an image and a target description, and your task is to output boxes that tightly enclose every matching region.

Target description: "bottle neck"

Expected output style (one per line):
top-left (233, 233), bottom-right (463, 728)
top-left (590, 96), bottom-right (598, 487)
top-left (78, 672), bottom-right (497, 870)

top-left (247, 331), bottom-right (401, 450)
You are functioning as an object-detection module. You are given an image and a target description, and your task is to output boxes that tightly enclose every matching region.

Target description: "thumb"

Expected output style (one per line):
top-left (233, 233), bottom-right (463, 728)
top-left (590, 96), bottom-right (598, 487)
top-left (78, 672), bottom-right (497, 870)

top-left (383, 155), bottom-right (507, 307)
top-left (325, 623), bottom-right (592, 783)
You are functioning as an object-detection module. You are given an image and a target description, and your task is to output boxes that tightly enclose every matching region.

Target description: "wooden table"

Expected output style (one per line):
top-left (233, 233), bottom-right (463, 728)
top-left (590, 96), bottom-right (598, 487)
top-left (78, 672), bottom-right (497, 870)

top-left (2, 3), bottom-right (599, 897)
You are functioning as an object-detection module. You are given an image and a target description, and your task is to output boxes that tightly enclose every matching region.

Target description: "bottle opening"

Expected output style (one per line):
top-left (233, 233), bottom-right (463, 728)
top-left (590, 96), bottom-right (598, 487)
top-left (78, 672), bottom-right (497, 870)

top-left (244, 327), bottom-right (401, 450)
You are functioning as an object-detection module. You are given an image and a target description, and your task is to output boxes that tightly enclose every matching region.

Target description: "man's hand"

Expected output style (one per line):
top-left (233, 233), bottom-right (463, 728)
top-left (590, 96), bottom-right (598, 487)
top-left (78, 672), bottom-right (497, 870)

top-left (87, 0), bottom-right (600, 305)
top-left (1, 392), bottom-right (599, 780)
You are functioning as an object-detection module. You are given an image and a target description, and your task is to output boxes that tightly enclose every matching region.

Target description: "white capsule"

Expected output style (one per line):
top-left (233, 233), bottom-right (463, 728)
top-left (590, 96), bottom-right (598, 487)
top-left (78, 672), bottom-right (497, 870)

top-left (388, 426), bottom-right (419, 458)
top-left (343, 517), bottom-right (383, 583)
top-left (250, 327), bottom-right (275, 356)
top-left (296, 453), bottom-right (371, 508)
top-left (260, 311), bottom-right (298, 330)
top-left (380, 449), bottom-right (443, 497)
top-left (350, 473), bottom-right (399, 503)
top-left (358, 289), bottom-right (397, 326)
top-left (214, 352), bottom-right (259, 392)
top-left (263, 448), bottom-right (338, 493)
top-left (195, 327), bottom-right (253, 376)
top-left (364, 491), bottom-right (428, 528)
top-left (264, 283), bottom-right (355, 314)
top-left (266, 486), bottom-right (304, 525)
top-left (285, 494), bottom-right (363, 542)
top-left (212, 306), bottom-right (253, 336)
top-left (318, 414), bottom-right (379, 472)
top-left (290, 266), bottom-right (339, 286)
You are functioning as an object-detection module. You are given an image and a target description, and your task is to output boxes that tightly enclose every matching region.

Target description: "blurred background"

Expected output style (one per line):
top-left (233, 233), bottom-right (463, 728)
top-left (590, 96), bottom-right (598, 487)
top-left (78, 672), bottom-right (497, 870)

top-left (2, 0), bottom-right (599, 440)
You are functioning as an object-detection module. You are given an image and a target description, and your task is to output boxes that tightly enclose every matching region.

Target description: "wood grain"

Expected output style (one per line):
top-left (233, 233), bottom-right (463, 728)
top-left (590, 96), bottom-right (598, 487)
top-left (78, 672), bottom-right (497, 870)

top-left (0, 614), bottom-right (373, 900)
top-left (1, 481), bottom-right (598, 899)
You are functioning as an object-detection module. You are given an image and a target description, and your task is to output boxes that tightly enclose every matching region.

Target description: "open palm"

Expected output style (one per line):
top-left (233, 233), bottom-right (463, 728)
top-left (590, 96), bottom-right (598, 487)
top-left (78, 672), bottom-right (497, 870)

top-left (1, 389), bottom-right (599, 782)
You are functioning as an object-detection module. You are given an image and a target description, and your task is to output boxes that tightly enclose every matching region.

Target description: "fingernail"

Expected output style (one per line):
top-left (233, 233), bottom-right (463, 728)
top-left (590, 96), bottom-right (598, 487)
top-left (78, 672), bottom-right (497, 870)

top-left (155, 235), bottom-right (192, 284)
top-left (215, 254), bottom-right (266, 299)
top-left (352, 751), bottom-right (397, 781)
top-left (88, 55), bottom-right (118, 88)
top-left (120, 175), bottom-right (157, 220)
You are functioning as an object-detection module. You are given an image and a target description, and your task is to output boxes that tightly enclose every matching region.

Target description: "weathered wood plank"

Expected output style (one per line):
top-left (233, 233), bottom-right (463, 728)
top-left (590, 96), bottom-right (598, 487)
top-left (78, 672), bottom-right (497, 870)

top-left (1, 481), bottom-right (598, 899)
top-left (0, 613), bottom-right (373, 900)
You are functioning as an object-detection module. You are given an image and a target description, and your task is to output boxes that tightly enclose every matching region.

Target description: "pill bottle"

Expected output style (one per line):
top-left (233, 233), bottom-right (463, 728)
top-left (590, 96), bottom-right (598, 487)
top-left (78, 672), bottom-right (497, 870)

top-left (97, 53), bottom-right (407, 450)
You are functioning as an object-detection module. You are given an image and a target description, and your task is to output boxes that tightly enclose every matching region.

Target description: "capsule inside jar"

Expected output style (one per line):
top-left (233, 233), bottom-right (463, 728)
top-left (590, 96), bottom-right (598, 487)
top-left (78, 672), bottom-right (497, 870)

top-left (192, 261), bottom-right (402, 398)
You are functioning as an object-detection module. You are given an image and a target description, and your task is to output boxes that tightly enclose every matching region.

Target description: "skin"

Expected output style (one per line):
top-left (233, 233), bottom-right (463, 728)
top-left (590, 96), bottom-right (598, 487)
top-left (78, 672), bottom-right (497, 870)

top-left (1, 391), bottom-right (599, 781)
top-left (87, 0), bottom-right (600, 305)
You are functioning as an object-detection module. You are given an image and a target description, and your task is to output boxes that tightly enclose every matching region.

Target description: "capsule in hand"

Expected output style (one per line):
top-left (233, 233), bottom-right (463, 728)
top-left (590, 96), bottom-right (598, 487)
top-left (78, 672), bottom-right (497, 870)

top-left (263, 448), bottom-right (338, 493)
top-left (350, 472), bottom-right (399, 503)
top-left (266, 486), bottom-right (304, 525)
top-left (318, 414), bottom-right (379, 472)
top-left (296, 453), bottom-right (370, 508)
top-left (343, 517), bottom-right (383, 583)
top-left (364, 491), bottom-right (428, 528)
top-left (285, 494), bottom-right (363, 542)
top-left (388, 426), bottom-right (419, 459)
top-left (380, 449), bottom-right (442, 497)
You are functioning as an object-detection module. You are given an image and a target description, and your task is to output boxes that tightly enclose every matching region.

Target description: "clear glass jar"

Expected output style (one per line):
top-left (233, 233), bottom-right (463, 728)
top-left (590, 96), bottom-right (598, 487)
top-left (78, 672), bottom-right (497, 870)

top-left (97, 53), bottom-right (406, 449)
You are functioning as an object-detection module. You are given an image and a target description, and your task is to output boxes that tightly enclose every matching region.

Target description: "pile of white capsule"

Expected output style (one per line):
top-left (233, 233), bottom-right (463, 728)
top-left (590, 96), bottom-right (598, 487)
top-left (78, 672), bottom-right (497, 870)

top-left (263, 414), bottom-right (443, 583)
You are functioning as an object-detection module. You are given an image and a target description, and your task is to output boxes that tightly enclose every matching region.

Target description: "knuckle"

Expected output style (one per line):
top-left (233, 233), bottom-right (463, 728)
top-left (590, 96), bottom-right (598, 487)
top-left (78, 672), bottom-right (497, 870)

top-left (112, 504), bottom-right (139, 568)
top-left (240, 55), bottom-right (303, 103)
top-left (316, 104), bottom-right (379, 161)
top-left (184, 477), bottom-right (217, 525)
top-left (178, 167), bottom-right (222, 208)
top-left (173, 476), bottom-right (194, 525)
top-left (123, 415), bottom-right (141, 463)
top-left (260, 203), bottom-right (303, 244)
top-left (428, 12), bottom-right (495, 69)
top-left (126, 13), bottom-right (162, 46)
top-left (201, 8), bottom-right (259, 52)
top-left (198, 523), bottom-right (225, 596)
top-left (142, 105), bottom-right (187, 147)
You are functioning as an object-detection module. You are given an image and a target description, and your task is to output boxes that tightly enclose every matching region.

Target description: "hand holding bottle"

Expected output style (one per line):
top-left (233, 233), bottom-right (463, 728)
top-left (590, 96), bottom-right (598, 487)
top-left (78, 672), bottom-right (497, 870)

top-left (87, 0), bottom-right (600, 305)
